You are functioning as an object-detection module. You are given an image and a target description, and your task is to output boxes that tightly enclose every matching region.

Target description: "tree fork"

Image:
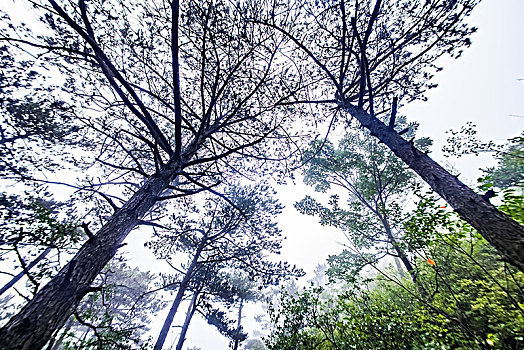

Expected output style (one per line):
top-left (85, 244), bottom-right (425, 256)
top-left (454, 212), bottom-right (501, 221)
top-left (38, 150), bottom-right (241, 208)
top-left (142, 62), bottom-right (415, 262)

top-left (0, 156), bottom-right (183, 350)
top-left (343, 102), bottom-right (524, 273)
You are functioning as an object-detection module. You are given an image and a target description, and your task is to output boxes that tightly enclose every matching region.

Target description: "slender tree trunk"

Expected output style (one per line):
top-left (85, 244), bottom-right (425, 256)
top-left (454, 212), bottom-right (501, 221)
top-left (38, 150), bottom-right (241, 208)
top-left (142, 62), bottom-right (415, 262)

top-left (0, 156), bottom-right (183, 350)
top-left (380, 215), bottom-right (427, 296)
top-left (389, 235), bottom-right (428, 297)
top-left (393, 256), bottom-right (406, 279)
top-left (154, 237), bottom-right (206, 350)
top-left (174, 291), bottom-right (199, 350)
top-left (343, 103), bottom-right (524, 272)
top-left (232, 298), bottom-right (244, 350)
top-left (0, 246), bottom-right (53, 297)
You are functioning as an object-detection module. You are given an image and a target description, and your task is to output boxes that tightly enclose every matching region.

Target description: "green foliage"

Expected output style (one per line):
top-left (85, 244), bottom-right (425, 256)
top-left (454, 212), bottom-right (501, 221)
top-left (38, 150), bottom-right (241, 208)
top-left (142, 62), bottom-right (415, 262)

top-left (301, 132), bottom-right (414, 198)
top-left (296, 131), bottom-right (418, 277)
top-left (269, 189), bottom-right (524, 349)
top-left (498, 188), bottom-right (524, 224)
top-left (0, 193), bottom-right (80, 248)
top-left (485, 134), bottom-right (524, 189)
top-left (265, 284), bottom-right (447, 350)
top-left (60, 262), bottom-right (163, 349)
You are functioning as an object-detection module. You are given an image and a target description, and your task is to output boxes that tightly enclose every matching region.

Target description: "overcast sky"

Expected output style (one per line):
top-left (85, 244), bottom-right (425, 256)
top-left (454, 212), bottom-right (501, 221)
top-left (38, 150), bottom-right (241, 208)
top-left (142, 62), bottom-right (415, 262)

top-left (1, 0), bottom-right (523, 349)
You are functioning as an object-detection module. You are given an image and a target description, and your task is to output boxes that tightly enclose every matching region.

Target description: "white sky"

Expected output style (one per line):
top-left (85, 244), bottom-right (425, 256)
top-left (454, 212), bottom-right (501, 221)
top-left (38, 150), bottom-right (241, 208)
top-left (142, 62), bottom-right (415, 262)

top-left (1, 0), bottom-right (524, 349)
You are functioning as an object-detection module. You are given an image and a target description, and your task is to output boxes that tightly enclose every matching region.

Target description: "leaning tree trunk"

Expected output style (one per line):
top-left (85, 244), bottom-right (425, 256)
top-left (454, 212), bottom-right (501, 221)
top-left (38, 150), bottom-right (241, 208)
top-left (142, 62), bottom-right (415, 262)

top-left (0, 246), bottom-right (53, 297)
top-left (175, 290), bottom-right (200, 350)
top-left (46, 316), bottom-right (74, 350)
top-left (343, 102), bottom-right (524, 272)
top-left (0, 156), bottom-right (183, 350)
top-left (381, 217), bottom-right (428, 296)
top-left (154, 237), bottom-right (206, 350)
top-left (232, 298), bottom-right (245, 350)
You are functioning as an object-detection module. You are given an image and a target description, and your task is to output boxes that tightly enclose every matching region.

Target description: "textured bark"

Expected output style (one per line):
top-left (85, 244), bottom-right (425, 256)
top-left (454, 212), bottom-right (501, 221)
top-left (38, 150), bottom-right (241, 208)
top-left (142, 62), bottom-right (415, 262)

top-left (0, 246), bottom-right (53, 297)
top-left (174, 291), bottom-right (199, 350)
top-left (344, 102), bottom-right (524, 272)
top-left (154, 237), bottom-right (206, 350)
top-left (0, 156), bottom-right (183, 350)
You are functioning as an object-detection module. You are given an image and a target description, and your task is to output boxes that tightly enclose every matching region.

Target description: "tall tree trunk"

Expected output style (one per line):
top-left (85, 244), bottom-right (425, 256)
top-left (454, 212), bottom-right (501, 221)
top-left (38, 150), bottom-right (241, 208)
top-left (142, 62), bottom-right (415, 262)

top-left (0, 156), bottom-right (183, 350)
top-left (381, 217), bottom-right (427, 296)
top-left (393, 256), bottom-right (406, 279)
top-left (174, 291), bottom-right (199, 350)
top-left (343, 103), bottom-right (524, 272)
top-left (0, 246), bottom-right (53, 297)
top-left (389, 235), bottom-right (428, 297)
top-left (154, 237), bottom-right (206, 350)
top-left (232, 298), bottom-right (244, 350)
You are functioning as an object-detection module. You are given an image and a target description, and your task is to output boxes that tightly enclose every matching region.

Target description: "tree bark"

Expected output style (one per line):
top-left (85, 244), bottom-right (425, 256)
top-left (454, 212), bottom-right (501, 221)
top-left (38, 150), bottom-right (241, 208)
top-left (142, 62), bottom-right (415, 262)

top-left (175, 291), bottom-right (199, 350)
top-left (154, 237), bottom-right (206, 350)
top-left (232, 298), bottom-right (244, 350)
top-left (343, 102), bottom-right (524, 272)
top-left (0, 246), bottom-right (53, 297)
top-left (0, 156), bottom-right (183, 350)
top-left (393, 256), bottom-right (406, 278)
top-left (380, 216), bottom-right (427, 296)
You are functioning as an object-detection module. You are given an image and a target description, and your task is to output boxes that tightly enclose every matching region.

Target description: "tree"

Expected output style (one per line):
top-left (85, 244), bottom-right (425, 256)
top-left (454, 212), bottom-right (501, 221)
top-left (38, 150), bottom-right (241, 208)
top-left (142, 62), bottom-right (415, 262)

top-left (266, 191), bottom-right (524, 349)
top-left (0, 0), bottom-right (304, 347)
top-left (260, 0), bottom-right (524, 271)
top-left (485, 134), bottom-right (524, 190)
top-left (228, 272), bottom-right (260, 350)
top-left (147, 184), bottom-right (302, 349)
top-left (0, 194), bottom-right (82, 299)
top-left (48, 261), bottom-right (164, 349)
top-left (295, 130), bottom-right (428, 294)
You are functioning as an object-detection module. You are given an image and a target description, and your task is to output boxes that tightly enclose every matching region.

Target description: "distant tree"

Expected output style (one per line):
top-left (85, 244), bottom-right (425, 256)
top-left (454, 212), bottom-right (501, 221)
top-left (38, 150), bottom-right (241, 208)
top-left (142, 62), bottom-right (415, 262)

top-left (228, 272), bottom-right (260, 350)
top-left (48, 261), bottom-right (163, 350)
top-left (295, 130), bottom-right (427, 294)
top-left (148, 184), bottom-right (302, 350)
top-left (485, 134), bottom-right (524, 190)
top-left (242, 339), bottom-right (267, 350)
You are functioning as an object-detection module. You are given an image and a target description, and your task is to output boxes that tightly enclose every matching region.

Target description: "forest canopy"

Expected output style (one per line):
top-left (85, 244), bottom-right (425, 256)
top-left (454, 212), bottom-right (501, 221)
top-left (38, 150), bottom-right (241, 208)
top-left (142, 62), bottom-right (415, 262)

top-left (0, 0), bottom-right (522, 349)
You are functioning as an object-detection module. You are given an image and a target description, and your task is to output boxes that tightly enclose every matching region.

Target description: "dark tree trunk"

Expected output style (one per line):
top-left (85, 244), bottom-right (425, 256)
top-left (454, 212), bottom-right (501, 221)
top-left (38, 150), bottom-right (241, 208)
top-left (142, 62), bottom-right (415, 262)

top-left (381, 217), bottom-right (427, 296)
top-left (174, 291), bottom-right (199, 350)
top-left (0, 156), bottom-right (183, 350)
top-left (0, 246), bottom-right (53, 297)
top-left (154, 237), bottom-right (206, 350)
top-left (389, 234), bottom-right (428, 297)
top-left (232, 298), bottom-right (244, 350)
top-left (344, 102), bottom-right (524, 272)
